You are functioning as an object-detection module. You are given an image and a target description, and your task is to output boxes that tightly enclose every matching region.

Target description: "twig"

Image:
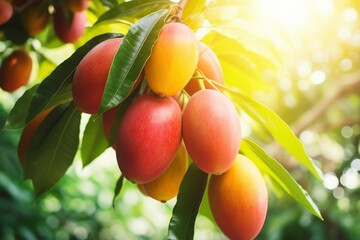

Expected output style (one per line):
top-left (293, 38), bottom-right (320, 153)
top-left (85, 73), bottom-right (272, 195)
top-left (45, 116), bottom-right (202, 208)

top-left (292, 71), bottom-right (360, 136)
top-left (313, 118), bottom-right (360, 133)
top-left (176, 0), bottom-right (188, 20)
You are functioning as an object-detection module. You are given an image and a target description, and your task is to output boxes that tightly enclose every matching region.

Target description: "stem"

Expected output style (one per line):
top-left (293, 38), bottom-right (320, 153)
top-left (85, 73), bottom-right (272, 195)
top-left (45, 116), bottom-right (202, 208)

top-left (195, 69), bottom-right (222, 92)
top-left (198, 79), bottom-right (206, 90)
top-left (177, 0), bottom-right (188, 20)
top-left (181, 89), bottom-right (191, 99)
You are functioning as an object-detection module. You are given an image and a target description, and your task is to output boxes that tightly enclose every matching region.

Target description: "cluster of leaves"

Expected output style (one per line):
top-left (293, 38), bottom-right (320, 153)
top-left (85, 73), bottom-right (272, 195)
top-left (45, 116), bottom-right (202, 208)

top-left (2, 0), bottom-right (324, 238)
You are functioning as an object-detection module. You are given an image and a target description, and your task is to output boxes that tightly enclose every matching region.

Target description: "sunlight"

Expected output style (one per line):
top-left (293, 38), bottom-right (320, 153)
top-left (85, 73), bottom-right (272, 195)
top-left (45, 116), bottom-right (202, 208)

top-left (257, 0), bottom-right (310, 32)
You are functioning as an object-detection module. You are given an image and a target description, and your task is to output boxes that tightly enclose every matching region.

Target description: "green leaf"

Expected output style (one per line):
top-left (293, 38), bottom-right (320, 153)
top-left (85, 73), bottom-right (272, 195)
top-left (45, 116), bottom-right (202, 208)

top-left (107, 83), bottom-right (141, 146)
top-left (218, 52), bottom-right (269, 92)
top-left (81, 115), bottom-right (109, 168)
top-left (4, 84), bottom-right (39, 130)
top-left (112, 174), bottom-right (125, 208)
top-left (208, 19), bottom-right (282, 67)
top-left (240, 139), bottom-right (323, 220)
top-left (182, 0), bottom-right (206, 18)
top-left (5, 84), bottom-right (73, 130)
top-left (24, 102), bottom-right (81, 199)
top-left (99, 9), bottom-right (171, 113)
top-left (26, 33), bottom-right (123, 124)
top-left (230, 90), bottom-right (323, 180)
top-left (95, 0), bottom-right (173, 24)
top-left (201, 31), bottom-right (278, 73)
top-left (198, 185), bottom-right (216, 224)
top-left (99, 0), bottom-right (122, 8)
top-left (168, 163), bottom-right (208, 240)
top-left (181, 0), bottom-right (206, 30)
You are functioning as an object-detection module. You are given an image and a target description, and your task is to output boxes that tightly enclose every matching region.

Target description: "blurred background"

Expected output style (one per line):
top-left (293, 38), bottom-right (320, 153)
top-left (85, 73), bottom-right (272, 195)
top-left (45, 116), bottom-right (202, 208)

top-left (1, 0), bottom-right (360, 239)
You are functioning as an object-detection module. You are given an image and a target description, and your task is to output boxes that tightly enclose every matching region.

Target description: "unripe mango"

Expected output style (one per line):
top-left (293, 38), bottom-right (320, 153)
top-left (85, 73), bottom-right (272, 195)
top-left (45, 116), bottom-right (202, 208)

top-left (73, 38), bottom-right (122, 114)
top-left (144, 22), bottom-right (198, 96)
top-left (0, 0), bottom-right (13, 25)
top-left (21, 1), bottom-right (50, 36)
top-left (182, 89), bottom-right (241, 174)
top-left (53, 7), bottom-right (86, 43)
top-left (116, 94), bottom-right (182, 184)
top-left (208, 155), bottom-right (268, 240)
top-left (0, 50), bottom-right (32, 92)
top-left (185, 42), bottom-right (224, 95)
top-left (18, 107), bottom-right (53, 166)
top-left (142, 142), bottom-right (188, 202)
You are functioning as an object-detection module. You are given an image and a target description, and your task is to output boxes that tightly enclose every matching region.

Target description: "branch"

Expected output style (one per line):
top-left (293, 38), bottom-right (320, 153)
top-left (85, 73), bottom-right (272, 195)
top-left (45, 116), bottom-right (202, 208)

top-left (176, 0), bottom-right (188, 20)
top-left (313, 118), bottom-right (360, 133)
top-left (292, 70), bottom-right (360, 136)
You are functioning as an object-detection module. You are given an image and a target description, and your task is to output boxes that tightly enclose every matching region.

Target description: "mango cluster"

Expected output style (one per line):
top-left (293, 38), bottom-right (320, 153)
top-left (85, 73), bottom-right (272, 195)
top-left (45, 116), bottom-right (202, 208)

top-left (0, 0), bottom-right (88, 43)
top-left (18, 21), bottom-right (268, 239)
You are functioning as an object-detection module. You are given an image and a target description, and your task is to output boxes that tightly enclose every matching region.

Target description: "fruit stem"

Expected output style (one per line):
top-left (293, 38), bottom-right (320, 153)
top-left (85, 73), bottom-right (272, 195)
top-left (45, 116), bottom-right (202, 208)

top-left (177, 0), bottom-right (188, 20)
top-left (196, 69), bottom-right (221, 92)
top-left (181, 89), bottom-right (191, 99)
top-left (198, 79), bottom-right (206, 90)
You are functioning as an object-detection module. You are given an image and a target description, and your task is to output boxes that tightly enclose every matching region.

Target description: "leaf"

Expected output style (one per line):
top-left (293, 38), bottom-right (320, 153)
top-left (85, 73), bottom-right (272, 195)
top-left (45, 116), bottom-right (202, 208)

top-left (240, 139), bottom-right (323, 220)
top-left (218, 53), bottom-right (269, 92)
top-left (95, 0), bottom-right (173, 24)
top-left (99, 0), bottom-right (121, 8)
top-left (181, 0), bottom-right (206, 30)
top-left (182, 0), bottom-right (206, 18)
top-left (5, 84), bottom-right (73, 130)
top-left (78, 20), bottom-right (130, 47)
top-left (107, 83), bottom-right (141, 146)
top-left (26, 33), bottom-right (123, 124)
top-left (112, 174), bottom-right (125, 208)
top-left (168, 164), bottom-right (208, 240)
top-left (209, 19), bottom-right (282, 67)
top-left (24, 102), bottom-right (81, 199)
top-left (4, 84), bottom-right (39, 130)
top-left (198, 185), bottom-right (216, 224)
top-left (201, 31), bottom-right (278, 72)
top-left (230, 90), bottom-right (323, 180)
top-left (81, 115), bottom-right (109, 168)
top-left (99, 9), bottom-right (171, 113)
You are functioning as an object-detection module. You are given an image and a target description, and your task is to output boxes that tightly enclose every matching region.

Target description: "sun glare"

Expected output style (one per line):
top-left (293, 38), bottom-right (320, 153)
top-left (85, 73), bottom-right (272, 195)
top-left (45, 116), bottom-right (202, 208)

top-left (257, 0), bottom-right (310, 32)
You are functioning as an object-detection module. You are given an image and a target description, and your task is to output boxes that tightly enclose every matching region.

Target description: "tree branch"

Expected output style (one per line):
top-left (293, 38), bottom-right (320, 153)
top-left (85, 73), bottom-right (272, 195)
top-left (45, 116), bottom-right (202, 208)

top-left (292, 70), bottom-right (360, 136)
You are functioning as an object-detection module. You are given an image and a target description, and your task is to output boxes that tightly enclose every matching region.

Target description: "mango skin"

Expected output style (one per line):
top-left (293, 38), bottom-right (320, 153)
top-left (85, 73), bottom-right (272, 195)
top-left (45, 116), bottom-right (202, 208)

top-left (0, 0), bottom-right (13, 26)
top-left (53, 7), bottom-right (86, 43)
top-left (0, 50), bottom-right (32, 92)
top-left (116, 94), bottom-right (182, 184)
top-left (21, 1), bottom-right (49, 36)
top-left (144, 22), bottom-right (198, 96)
top-left (185, 42), bottom-right (224, 95)
top-left (182, 89), bottom-right (241, 174)
top-left (208, 155), bottom-right (268, 240)
top-left (73, 38), bottom-right (123, 114)
top-left (18, 108), bottom-right (53, 166)
top-left (63, 0), bottom-right (89, 12)
top-left (137, 183), bottom-right (148, 196)
top-left (142, 142), bottom-right (188, 202)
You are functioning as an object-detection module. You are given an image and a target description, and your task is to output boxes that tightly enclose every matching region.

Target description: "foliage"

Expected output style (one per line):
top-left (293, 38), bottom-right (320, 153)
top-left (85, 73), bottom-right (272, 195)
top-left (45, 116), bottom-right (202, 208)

top-left (1, 0), bottom-right (359, 239)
